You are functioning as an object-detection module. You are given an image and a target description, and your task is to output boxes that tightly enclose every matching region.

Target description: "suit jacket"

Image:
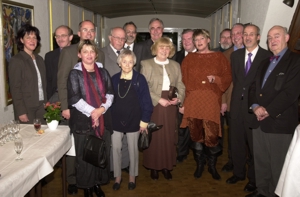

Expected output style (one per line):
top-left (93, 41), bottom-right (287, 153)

top-left (134, 39), bottom-right (155, 72)
top-left (249, 49), bottom-right (300, 134)
top-left (140, 58), bottom-right (185, 106)
top-left (230, 47), bottom-right (271, 123)
top-left (173, 50), bottom-right (185, 65)
top-left (45, 48), bottom-right (60, 100)
top-left (100, 45), bottom-right (121, 76)
top-left (9, 51), bottom-right (47, 117)
top-left (57, 43), bottom-right (105, 110)
top-left (222, 47), bottom-right (234, 111)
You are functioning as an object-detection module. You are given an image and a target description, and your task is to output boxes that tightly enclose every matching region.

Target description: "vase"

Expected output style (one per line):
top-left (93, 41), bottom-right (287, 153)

top-left (47, 120), bottom-right (59, 130)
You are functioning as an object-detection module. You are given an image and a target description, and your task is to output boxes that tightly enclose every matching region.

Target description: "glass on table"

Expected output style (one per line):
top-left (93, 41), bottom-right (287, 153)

top-left (14, 136), bottom-right (23, 160)
top-left (33, 119), bottom-right (41, 132)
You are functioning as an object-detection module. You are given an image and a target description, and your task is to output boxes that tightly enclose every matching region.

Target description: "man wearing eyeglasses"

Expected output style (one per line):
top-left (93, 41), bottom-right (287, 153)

top-left (57, 20), bottom-right (105, 196)
top-left (45, 25), bottom-right (73, 102)
top-left (123, 21), bottom-right (137, 52)
top-left (226, 24), bottom-right (271, 194)
top-left (134, 18), bottom-right (164, 72)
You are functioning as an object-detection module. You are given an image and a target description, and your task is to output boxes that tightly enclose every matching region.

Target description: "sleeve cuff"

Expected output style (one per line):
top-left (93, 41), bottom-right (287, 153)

top-left (140, 121), bottom-right (148, 128)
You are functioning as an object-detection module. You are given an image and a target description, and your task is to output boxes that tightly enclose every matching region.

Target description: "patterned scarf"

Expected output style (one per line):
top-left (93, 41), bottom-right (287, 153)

top-left (81, 62), bottom-right (106, 138)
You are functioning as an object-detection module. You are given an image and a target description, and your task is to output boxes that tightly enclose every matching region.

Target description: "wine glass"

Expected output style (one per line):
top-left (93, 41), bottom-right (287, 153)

top-left (14, 137), bottom-right (23, 160)
top-left (33, 119), bottom-right (41, 132)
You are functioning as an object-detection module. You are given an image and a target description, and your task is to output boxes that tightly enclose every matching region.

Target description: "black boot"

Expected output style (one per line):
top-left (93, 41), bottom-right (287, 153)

top-left (94, 184), bottom-right (105, 197)
top-left (84, 188), bottom-right (94, 197)
top-left (207, 147), bottom-right (221, 180)
top-left (193, 142), bottom-right (205, 178)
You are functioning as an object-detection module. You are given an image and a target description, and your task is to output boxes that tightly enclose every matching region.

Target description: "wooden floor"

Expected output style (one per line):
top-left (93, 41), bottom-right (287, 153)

top-left (41, 128), bottom-right (249, 197)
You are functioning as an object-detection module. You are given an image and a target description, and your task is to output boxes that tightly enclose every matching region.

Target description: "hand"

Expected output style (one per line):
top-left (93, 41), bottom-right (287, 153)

top-left (179, 106), bottom-right (184, 114)
top-left (169, 98), bottom-right (179, 105)
top-left (19, 114), bottom-right (29, 122)
top-left (62, 109), bottom-right (70, 119)
top-left (207, 75), bottom-right (215, 83)
top-left (92, 119), bottom-right (99, 128)
top-left (91, 107), bottom-right (105, 122)
top-left (139, 127), bottom-right (148, 134)
top-left (158, 98), bottom-right (171, 107)
top-left (220, 103), bottom-right (227, 116)
top-left (253, 106), bottom-right (269, 121)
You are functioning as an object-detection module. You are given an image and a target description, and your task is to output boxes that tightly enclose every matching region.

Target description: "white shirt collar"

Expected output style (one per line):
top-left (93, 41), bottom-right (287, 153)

top-left (154, 57), bottom-right (169, 65)
top-left (185, 48), bottom-right (197, 56)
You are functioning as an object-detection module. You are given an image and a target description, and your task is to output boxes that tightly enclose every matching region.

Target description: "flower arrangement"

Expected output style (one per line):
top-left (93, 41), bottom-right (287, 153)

top-left (44, 102), bottom-right (63, 123)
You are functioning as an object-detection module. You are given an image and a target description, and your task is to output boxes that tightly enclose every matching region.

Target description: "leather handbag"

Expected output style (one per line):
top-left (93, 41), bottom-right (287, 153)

top-left (83, 135), bottom-right (107, 168)
top-left (138, 122), bottom-right (163, 150)
top-left (168, 86), bottom-right (178, 100)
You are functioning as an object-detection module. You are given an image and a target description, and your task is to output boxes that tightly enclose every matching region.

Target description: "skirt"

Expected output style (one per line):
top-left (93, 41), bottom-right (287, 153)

top-left (143, 91), bottom-right (177, 170)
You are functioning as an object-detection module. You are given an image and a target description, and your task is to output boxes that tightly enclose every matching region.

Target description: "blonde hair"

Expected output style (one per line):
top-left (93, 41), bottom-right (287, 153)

top-left (78, 39), bottom-right (98, 61)
top-left (151, 37), bottom-right (175, 58)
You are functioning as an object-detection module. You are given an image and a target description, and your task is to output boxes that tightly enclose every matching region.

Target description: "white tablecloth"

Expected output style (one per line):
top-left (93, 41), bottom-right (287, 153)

top-left (0, 124), bottom-right (71, 197)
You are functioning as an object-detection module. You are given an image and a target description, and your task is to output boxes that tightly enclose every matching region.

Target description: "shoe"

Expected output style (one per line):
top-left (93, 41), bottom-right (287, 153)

top-left (176, 155), bottom-right (187, 163)
top-left (128, 182), bottom-right (136, 190)
top-left (68, 184), bottom-right (78, 195)
top-left (112, 180), bottom-right (122, 191)
top-left (207, 154), bottom-right (221, 180)
top-left (150, 169), bottom-right (159, 180)
top-left (161, 169), bottom-right (172, 180)
top-left (83, 188), bottom-right (93, 197)
top-left (221, 162), bottom-right (234, 172)
top-left (226, 175), bottom-right (245, 184)
top-left (244, 182), bottom-right (257, 192)
top-left (122, 166), bottom-right (130, 173)
top-left (109, 171), bottom-right (115, 180)
top-left (94, 184), bottom-right (105, 197)
top-left (245, 191), bottom-right (266, 197)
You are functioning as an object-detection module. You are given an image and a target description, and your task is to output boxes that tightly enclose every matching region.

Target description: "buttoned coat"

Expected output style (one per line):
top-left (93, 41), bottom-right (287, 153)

top-left (100, 45), bottom-right (121, 76)
top-left (9, 51), bottom-right (47, 117)
top-left (140, 58), bottom-right (185, 107)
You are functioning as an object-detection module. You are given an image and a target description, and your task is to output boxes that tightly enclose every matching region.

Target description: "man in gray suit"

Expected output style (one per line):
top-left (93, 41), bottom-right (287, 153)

top-left (101, 27), bottom-right (130, 179)
top-left (57, 20), bottom-right (105, 195)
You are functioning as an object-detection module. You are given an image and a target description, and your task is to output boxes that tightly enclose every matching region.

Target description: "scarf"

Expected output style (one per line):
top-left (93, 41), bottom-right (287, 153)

top-left (82, 62), bottom-right (106, 138)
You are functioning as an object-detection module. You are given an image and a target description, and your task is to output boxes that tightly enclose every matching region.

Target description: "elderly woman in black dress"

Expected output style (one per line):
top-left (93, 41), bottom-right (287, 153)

top-left (67, 39), bottom-right (113, 197)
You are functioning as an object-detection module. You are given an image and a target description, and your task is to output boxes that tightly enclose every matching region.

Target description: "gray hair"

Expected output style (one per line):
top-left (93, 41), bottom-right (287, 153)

top-left (117, 49), bottom-right (137, 65)
top-left (148, 18), bottom-right (164, 30)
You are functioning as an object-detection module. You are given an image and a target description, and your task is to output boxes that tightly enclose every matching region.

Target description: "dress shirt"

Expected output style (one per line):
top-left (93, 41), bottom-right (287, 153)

top-left (184, 48), bottom-right (197, 56)
top-left (234, 45), bottom-right (244, 51)
top-left (244, 45), bottom-right (259, 67)
top-left (124, 43), bottom-right (134, 51)
top-left (33, 59), bottom-right (44, 101)
top-left (110, 44), bottom-right (122, 56)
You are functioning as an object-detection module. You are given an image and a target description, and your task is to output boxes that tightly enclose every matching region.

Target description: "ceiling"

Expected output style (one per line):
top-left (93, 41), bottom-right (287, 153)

top-left (63, 0), bottom-right (230, 18)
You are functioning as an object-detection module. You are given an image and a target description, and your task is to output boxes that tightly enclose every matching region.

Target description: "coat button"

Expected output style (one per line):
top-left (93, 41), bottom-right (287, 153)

top-left (202, 81), bottom-right (206, 84)
top-left (260, 94), bottom-right (262, 96)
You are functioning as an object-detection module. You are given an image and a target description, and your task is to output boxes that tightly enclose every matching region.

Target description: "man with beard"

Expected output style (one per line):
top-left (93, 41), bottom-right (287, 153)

top-left (226, 24), bottom-right (271, 194)
top-left (213, 28), bottom-right (233, 52)
top-left (123, 21), bottom-right (137, 52)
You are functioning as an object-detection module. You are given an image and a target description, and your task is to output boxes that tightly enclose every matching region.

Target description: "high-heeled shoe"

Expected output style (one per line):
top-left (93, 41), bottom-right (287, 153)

top-left (112, 180), bottom-right (122, 191)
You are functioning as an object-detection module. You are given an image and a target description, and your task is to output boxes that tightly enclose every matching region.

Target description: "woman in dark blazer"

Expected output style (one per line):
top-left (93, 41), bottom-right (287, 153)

top-left (110, 49), bottom-right (153, 190)
top-left (9, 24), bottom-right (47, 124)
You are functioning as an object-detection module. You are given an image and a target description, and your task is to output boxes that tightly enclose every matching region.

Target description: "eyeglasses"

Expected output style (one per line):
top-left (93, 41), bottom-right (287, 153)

top-left (81, 28), bottom-right (95, 33)
top-left (111, 35), bottom-right (126, 42)
top-left (126, 31), bottom-right (137, 35)
top-left (243, 33), bottom-right (258, 37)
top-left (55, 34), bottom-right (69, 39)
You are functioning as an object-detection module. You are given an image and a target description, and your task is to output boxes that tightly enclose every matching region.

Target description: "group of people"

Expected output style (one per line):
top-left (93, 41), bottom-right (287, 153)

top-left (8, 17), bottom-right (300, 197)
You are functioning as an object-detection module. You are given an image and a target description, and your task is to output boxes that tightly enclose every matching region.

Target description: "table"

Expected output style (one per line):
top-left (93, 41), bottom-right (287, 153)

top-left (0, 124), bottom-right (71, 197)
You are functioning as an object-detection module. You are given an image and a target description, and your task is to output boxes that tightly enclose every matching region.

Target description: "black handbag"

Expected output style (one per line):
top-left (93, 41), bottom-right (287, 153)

top-left (138, 122), bottom-right (163, 150)
top-left (168, 86), bottom-right (178, 100)
top-left (83, 135), bottom-right (107, 168)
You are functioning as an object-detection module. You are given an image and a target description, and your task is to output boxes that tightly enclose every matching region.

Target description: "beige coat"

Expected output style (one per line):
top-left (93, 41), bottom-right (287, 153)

top-left (140, 58), bottom-right (185, 107)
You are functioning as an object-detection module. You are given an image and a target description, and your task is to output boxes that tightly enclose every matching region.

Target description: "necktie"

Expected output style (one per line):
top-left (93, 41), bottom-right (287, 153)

top-left (270, 55), bottom-right (280, 62)
top-left (126, 45), bottom-right (130, 50)
top-left (116, 51), bottom-right (120, 56)
top-left (245, 53), bottom-right (252, 75)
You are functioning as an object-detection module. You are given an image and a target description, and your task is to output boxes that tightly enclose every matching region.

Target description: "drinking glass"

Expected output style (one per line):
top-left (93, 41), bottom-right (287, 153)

top-left (33, 119), bottom-right (41, 132)
top-left (14, 137), bottom-right (23, 160)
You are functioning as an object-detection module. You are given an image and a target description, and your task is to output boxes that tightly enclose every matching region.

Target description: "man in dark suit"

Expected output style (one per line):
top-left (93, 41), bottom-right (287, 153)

top-left (173, 29), bottom-right (196, 163)
top-left (134, 18), bottom-right (164, 72)
top-left (222, 23), bottom-right (244, 172)
top-left (100, 27), bottom-right (130, 180)
top-left (247, 25), bottom-right (300, 197)
top-left (123, 21), bottom-right (137, 52)
top-left (45, 25), bottom-right (73, 102)
top-left (57, 20), bottom-right (105, 196)
top-left (226, 24), bottom-right (271, 194)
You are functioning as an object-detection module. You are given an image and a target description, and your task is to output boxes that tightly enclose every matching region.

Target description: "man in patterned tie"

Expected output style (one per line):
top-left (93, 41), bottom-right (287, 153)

top-left (123, 21), bottom-right (137, 52)
top-left (226, 24), bottom-right (271, 194)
